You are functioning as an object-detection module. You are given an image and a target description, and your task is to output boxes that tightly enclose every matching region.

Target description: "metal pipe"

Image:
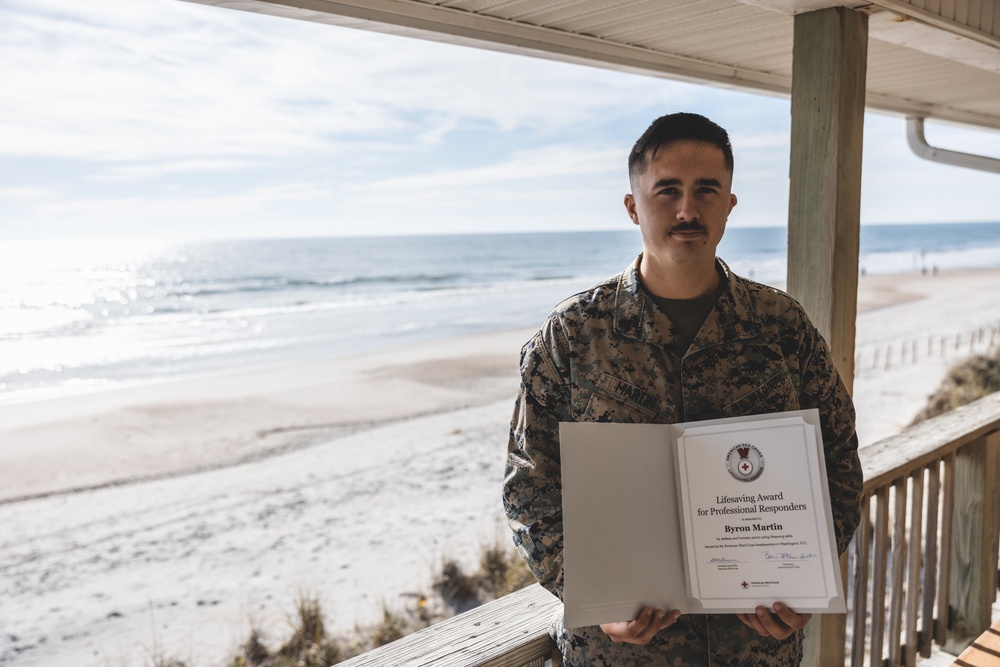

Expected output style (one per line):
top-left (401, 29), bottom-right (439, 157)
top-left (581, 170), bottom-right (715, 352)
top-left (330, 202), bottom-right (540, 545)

top-left (906, 117), bottom-right (1000, 174)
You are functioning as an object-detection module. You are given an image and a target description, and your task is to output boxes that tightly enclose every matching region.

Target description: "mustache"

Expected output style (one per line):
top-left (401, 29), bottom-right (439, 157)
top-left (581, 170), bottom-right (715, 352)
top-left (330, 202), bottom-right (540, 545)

top-left (670, 221), bottom-right (706, 233)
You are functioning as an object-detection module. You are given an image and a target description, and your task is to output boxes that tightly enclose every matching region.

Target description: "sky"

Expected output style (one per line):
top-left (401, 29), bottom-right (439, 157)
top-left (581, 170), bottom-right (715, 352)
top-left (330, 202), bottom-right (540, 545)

top-left (1, 0), bottom-right (998, 241)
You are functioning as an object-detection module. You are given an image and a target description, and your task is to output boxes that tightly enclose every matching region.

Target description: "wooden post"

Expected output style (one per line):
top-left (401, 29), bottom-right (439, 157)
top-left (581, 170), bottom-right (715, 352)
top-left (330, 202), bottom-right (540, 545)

top-left (787, 6), bottom-right (867, 398)
top-left (788, 8), bottom-right (868, 667)
top-left (943, 431), bottom-right (1000, 654)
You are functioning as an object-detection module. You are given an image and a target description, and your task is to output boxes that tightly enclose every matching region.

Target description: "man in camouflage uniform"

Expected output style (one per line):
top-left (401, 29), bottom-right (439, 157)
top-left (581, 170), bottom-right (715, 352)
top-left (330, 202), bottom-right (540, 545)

top-left (502, 113), bottom-right (863, 666)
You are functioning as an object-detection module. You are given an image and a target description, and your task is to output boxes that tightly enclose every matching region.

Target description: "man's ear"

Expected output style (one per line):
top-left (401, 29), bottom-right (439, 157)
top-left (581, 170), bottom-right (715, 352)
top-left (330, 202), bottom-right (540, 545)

top-left (624, 193), bottom-right (639, 225)
top-left (728, 193), bottom-right (738, 214)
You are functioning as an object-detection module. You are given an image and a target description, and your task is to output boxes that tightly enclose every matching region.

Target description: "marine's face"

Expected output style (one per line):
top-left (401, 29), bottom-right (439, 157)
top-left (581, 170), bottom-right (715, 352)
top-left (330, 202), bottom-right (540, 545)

top-left (624, 140), bottom-right (737, 272)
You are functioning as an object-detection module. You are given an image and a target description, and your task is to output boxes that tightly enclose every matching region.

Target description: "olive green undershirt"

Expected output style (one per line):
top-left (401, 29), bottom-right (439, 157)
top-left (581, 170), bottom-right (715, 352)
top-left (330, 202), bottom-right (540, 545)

top-left (641, 270), bottom-right (726, 349)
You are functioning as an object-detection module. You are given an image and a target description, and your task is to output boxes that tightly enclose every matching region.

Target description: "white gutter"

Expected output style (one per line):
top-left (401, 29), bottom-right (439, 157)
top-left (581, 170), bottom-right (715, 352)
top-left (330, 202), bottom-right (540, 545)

top-left (906, 117), bottom-right (1000, 174)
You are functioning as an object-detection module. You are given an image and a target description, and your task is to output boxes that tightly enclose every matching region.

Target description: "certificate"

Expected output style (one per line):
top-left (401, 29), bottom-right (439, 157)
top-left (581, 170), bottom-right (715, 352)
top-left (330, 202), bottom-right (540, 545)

top-left (673, 411), bottom-right (845, 613)
top-left (559, 409), bottom-right (845, 629)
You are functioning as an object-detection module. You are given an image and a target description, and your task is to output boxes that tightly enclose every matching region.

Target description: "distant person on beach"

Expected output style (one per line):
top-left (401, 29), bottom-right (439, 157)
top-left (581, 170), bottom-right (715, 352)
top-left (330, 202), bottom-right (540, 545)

top-left (503, 112), bottom-right (863, 666)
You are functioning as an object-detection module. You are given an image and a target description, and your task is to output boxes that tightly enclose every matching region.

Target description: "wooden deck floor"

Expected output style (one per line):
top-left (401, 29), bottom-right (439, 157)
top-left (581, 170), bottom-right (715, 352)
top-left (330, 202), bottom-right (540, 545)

top-left (917, 598), bottom-right (1000, 667)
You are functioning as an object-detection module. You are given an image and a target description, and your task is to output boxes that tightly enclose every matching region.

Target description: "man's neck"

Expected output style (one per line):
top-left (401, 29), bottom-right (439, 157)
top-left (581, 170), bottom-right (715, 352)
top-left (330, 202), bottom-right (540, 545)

top-left (638, 254), bottom-right (720, 300)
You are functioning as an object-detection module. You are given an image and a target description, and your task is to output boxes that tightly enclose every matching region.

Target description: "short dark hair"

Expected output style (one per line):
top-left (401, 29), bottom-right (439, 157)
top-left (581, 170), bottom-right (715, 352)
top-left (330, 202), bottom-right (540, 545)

top-left (628, 112), bottom-right (734, 185)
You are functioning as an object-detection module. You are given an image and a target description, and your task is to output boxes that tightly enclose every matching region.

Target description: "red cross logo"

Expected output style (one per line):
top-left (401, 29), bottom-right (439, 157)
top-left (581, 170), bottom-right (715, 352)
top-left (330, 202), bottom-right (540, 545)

top-left (741, 581), bottom-right (749, 589)
top-left (727, 444), bottom-right (764, 482)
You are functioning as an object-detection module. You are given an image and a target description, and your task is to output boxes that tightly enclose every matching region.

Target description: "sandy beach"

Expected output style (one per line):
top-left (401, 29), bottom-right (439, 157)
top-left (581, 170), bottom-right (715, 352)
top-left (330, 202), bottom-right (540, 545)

top-left (2, 267), bottom-right (999, 666)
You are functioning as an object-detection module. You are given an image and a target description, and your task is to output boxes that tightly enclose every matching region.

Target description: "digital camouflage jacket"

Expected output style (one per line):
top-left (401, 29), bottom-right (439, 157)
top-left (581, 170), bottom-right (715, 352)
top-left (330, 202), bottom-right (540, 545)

top-left (503, 256), bottom-right (863, 667)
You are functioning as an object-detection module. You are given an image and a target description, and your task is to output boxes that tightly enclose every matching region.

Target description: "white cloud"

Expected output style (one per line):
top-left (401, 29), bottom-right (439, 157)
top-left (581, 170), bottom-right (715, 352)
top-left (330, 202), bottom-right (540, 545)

top-left (349, 145), bottom-right (622, 198)
top-left (11, 180), bottom-right (337, 241)
top-left (94, 158), bottom-right (271, 181)
top-left (1, 1), bottom-right (403, 163)
top-left (0, 187), bottom-right (54, 202)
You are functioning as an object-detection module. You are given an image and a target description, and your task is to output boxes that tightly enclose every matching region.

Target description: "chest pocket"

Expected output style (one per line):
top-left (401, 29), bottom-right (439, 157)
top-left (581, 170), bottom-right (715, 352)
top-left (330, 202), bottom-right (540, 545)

top-left (723, 368), bottom-right (797, 417)
top-left (583, 373), bottom-right (675, 423)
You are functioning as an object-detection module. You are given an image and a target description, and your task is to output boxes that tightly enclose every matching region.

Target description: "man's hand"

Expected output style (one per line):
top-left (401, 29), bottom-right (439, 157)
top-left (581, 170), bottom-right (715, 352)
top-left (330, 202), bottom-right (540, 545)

top-left (736, 602), bottom-right (811, 640)
top-left (600, 606), bottom-right (681, 644)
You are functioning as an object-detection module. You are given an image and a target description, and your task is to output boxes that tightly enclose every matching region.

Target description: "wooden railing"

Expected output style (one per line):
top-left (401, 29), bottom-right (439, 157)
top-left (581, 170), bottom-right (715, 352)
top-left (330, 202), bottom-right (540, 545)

top-left (336, 584), bottom-right (561, 667)
top-left (339, 392), bottom-right (1000, 667)
top-left (847, 392), bottom-right (1000, 667)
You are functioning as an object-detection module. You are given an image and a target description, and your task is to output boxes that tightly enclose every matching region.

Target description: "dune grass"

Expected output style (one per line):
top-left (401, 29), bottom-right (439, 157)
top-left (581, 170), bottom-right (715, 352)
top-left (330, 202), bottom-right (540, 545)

top-left (910, 346), bottom-right (1000, 424)
top-left (140, 539), bottom-right (535, 667)
top-left (226, 595), bottom-right (348, 667)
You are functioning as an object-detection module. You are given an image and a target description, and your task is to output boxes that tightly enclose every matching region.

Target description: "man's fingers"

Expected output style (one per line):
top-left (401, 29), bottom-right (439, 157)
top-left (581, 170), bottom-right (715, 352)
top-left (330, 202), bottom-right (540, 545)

top-left (629, 608), bottom-right (662, 642)
top-left (773, 602), bottom-right (812, 631)
top-left (655, 609), bottom-right (682, 632)
top-left (737, 611), bottom-right (769, 637)
top-left (600, 607), bottom-right (680, 644)
top-left (749, 604), bottom-right (812, 640)
top-left (753, 606), bottom-right (790, 638)
top-left (737, 604), bottom-right (812, 640)
top-left (600, 607), bottom-right (653, 643)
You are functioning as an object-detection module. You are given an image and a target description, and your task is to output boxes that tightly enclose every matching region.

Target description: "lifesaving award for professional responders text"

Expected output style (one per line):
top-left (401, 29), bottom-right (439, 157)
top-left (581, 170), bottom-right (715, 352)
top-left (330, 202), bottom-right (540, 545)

top-left (673, 411), bottom-right (845, 612)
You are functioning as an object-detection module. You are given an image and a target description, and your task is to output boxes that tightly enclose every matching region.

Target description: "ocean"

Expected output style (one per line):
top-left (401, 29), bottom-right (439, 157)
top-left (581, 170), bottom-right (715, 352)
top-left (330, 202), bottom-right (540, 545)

top-left (2, 222), bottom-right (999, 404)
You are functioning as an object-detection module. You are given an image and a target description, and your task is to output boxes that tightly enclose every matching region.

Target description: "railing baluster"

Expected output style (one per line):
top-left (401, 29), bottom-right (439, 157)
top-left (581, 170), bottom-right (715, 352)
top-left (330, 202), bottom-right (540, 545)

top-left (851, 493), bottom-right (872, 667)
top-left (904, 468), bottom-right (924, 667)
top-left (871, 486), bottom-right (891, 667)
top-left (888, 478), bottom-right (907, 666)
top-left (919, 458), bottom-right (940, 658)
top-left (935, 452), bottom-right (956, 647)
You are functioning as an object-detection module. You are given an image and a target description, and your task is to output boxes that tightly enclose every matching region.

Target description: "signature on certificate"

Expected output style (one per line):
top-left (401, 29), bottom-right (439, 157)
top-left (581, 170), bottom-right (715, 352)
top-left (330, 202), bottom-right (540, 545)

top-left (708, 557), bottom-right (745, 564)
top-left (762, 551), bottom-right (817, 561)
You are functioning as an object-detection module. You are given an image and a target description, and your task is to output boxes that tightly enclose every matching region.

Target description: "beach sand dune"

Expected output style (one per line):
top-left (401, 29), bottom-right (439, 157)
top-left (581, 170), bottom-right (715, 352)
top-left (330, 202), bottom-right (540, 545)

top-left (1, 269), bottom-right (999, 666)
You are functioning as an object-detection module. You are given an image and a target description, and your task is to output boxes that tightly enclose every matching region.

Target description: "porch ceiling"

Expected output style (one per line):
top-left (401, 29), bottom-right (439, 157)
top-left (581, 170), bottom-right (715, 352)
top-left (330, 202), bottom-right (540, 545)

top-left (185, 0), bottom-right (1000, 131)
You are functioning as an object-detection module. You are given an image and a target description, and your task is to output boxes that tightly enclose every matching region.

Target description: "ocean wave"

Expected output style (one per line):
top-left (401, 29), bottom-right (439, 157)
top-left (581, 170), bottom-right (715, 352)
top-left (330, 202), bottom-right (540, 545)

top-left (162, 272), bottom-right (467, 299)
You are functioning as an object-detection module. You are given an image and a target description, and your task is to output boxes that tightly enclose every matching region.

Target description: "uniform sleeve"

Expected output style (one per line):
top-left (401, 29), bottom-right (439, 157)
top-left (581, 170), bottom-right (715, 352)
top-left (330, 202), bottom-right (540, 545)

top-left (502, 327), bottom-right (572, 599)
top-left (796, 323), bottom-right (864, 555)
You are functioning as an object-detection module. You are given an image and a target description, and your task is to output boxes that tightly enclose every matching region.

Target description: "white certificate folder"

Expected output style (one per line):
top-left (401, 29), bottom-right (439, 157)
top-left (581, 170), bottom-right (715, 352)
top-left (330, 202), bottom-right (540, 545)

top-left (559, 409), bottom-right (845, 629)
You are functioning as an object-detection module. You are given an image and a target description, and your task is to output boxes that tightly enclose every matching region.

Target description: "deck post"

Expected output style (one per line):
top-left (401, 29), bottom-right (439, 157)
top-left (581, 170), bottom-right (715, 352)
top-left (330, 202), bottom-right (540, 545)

top-left (787, 6), bottom-right (867, 389)
top-left (787, 7), bottom-right (868, 667)
top-left (943, 430), bottom-right (1000, 654)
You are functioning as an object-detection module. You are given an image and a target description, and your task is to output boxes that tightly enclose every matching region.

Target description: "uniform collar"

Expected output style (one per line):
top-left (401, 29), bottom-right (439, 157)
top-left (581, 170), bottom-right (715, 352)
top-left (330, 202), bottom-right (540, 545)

top-left (613, 254), bottom-right (759, 354)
